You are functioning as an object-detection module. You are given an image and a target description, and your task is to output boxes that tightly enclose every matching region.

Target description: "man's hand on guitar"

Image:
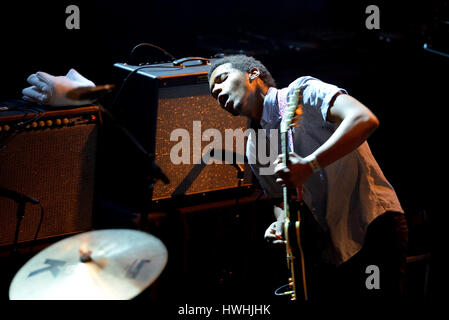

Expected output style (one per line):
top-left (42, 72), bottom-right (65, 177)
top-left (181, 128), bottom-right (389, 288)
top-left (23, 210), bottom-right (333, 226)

top-left (264, 221), bottom-right (286, 245)
top-left (274, 152), bottom-right (313, 188)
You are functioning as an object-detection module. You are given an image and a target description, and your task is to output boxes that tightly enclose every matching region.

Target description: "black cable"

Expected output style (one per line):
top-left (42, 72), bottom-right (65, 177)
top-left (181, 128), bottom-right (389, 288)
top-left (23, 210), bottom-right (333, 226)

top-left (33, 204), bottom-right (44, 242)
top-left (274, 283), bottom-right (292, 296)
top-left (0, 108), bottom-right (45, 151)
top-left (27, 203), bottom-right (44, 255)
top-left (17, 108), bottom-right (45, 127)
top-left (111, 65), bottom-right (183, 107)
top-left (112, 42), bottom-right (179, 108)
top-left (128, 42), bottom-right (176, 63)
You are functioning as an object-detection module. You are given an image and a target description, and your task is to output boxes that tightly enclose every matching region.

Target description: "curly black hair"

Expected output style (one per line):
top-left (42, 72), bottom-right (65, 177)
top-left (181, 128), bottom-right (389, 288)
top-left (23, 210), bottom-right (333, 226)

top-left (208, 54), bottom-right (276, 88)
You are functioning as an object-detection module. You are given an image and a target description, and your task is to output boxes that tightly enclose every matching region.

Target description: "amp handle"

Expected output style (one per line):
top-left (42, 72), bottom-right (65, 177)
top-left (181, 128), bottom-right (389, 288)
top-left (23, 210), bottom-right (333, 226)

top-left (172, 57), bottom-right (210, 67)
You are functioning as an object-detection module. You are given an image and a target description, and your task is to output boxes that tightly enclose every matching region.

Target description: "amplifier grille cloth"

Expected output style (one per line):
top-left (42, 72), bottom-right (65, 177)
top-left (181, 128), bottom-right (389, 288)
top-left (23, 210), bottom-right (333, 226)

top-left (0, 124), bottom-right (97, 246)
top-left (152, 91), bottom-right (251, 200)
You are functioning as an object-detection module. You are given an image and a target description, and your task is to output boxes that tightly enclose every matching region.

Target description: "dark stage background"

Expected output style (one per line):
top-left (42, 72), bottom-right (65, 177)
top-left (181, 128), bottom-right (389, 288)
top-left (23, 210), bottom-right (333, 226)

top-left (0, 0), bottom-right (446, 309)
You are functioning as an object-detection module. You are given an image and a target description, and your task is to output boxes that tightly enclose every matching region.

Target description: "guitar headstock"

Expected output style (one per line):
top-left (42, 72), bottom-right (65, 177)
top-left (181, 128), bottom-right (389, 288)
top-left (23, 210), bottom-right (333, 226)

top-left (280, 85), bottom-right (304, 133)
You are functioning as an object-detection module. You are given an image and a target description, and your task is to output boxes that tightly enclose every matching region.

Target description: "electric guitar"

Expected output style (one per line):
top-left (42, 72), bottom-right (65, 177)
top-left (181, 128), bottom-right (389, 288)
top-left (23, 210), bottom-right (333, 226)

top-left (280, 84), bottom-right (308, 301)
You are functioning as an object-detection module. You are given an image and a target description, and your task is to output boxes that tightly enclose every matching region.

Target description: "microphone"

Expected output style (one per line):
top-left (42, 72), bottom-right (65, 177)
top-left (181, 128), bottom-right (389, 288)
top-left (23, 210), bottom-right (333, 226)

top-left (66, 84), bottom-right (116, 101)
top-left (0, 187), bottom-right (40, 204)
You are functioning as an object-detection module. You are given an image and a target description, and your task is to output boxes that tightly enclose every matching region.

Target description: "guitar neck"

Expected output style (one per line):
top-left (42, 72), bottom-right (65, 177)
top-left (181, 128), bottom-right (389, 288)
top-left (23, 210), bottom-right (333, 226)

top-left (281, 130), bottom-right (292, 220)
top-left (281, 130), bottom-right (303, 218)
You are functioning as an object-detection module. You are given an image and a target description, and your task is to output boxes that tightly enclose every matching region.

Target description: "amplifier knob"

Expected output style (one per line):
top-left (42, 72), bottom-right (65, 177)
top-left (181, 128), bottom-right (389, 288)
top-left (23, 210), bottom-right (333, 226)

top-left (39, 121), bottom-right (45, 127)
top-left (31, 122), bottom-right (38, 128)
top-left (46, 120), bottom-right (53, 127)
top-left (63, 118), bottom-right (69, 125)
top-left (3, 125), bottom-right (10, 131)
top-left (55, 119), bottom-right (62, 125)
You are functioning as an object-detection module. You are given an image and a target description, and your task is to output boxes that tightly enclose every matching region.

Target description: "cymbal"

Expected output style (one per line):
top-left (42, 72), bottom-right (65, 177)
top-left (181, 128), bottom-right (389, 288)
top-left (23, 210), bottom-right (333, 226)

top-left (9, 229), bottom-right (168, 300)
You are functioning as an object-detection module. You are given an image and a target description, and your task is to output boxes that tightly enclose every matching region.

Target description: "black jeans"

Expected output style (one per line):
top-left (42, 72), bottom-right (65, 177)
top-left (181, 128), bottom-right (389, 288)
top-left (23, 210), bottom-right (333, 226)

top-left (310, 211), bottom-right (409, 303)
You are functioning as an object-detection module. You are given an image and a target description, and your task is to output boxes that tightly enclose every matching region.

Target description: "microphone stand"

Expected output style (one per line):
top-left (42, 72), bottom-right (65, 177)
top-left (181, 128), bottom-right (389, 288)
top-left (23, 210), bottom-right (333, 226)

top-left (207, 150), bottom-right (248, 294)
top-left (13, 202), bottom-right (26, 256)
top-left (0, 188), bottom-right (37, 257)
top-left (209, 149), bottom-right (247, 219)
top-left (94, 100), bottom-right (169, 231)
top-left (232, 163), bottom-right (245, 220)
top-left (66, 85), bottom-right (170, 231)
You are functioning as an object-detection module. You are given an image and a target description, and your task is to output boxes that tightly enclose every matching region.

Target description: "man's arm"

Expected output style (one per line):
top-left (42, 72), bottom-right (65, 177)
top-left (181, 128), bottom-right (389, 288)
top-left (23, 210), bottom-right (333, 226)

top-left (312, 93), bottom-right (379, 168)
top-left (274, 93), bottom-right (379, 187)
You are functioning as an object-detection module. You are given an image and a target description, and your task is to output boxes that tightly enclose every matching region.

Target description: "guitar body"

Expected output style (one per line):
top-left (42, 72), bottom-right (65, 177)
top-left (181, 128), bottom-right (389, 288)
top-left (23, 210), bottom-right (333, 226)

top-left (284, 195), bottom-right (324, 301)
top-left (283, 188), bottom-right (309, 301)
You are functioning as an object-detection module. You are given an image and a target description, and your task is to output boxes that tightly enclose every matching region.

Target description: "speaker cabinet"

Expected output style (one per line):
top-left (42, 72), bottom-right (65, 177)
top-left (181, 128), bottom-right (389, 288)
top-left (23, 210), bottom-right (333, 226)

top-left (112, 59), bottom-right (252, 202)
top-left (0, 103), bottom-right (99, 246)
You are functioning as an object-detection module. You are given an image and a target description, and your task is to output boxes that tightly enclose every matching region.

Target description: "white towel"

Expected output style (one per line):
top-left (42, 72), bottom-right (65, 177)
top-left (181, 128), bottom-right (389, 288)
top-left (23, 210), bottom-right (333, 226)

top-left (22, 69), bottom-right (96, 106)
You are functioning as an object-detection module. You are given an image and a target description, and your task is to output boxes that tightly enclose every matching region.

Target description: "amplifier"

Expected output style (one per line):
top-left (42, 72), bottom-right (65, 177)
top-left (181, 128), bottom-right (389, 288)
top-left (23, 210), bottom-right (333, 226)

top-left (0, 102), bottom-right (100, 246)
top-left (111, 58), bottom-right (252, 202)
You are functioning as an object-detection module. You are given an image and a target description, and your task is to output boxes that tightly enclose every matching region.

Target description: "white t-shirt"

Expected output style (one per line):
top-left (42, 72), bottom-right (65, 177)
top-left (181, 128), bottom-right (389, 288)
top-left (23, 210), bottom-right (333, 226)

top-left (246, 76), bottom-right (404, 265)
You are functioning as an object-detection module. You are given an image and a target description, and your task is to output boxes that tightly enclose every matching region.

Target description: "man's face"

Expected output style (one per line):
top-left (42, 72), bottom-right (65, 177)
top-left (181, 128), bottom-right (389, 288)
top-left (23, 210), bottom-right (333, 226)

top-left (209, 63), bottom-right (256, 118)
